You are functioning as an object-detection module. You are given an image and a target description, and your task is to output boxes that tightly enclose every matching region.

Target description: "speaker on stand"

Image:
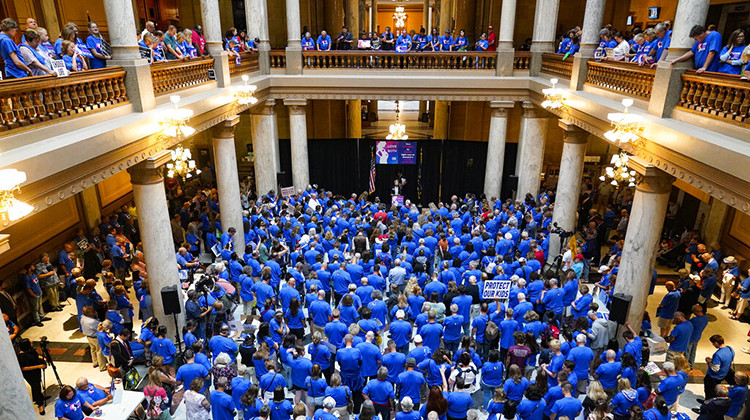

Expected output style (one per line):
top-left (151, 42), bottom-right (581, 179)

top-left (161, 285), bottom-right (183, 352)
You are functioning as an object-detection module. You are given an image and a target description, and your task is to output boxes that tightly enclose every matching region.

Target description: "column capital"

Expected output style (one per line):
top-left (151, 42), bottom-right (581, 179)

top-left (489, 100), bottom-right (514, 118)
top-left (127, 150), bottom-right (171, 185)
top-left (558, 119), bottom-right (588, 144)
top-left (251, 99), bottom-right (276, 115)
top-left (521, 101), bottom-right (548, 119)
top-left (284, 99), bottom-right (308, 115)
top-left (212, 115), bottom-right (240, 138)
top-left (628, 156), bottom-right (675, 194)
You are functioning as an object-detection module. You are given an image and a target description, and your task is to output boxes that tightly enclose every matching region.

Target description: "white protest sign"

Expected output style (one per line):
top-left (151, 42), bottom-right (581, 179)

top-left (482, 279), bottom-right (512, 300)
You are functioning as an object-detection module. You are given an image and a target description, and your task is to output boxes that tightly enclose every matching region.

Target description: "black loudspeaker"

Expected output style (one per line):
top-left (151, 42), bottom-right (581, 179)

top-left (609, 293), bottom-right (632, 325)
top-left (161, 285), bottom-right (181, 315)
top-left (277, 171), bottom-right (291, 187)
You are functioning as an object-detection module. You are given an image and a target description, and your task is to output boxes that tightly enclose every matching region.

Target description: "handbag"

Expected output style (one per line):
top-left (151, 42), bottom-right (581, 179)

top-left (107, 363), bottom-right (122, 378)
top-left (346, 389), bottom-right (354, 414)
top-left (124, 367), bottom-right (142, 390)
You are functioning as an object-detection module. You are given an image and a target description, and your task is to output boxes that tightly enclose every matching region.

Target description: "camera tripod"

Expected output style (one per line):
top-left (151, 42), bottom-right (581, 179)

top-left (39, 336), bottom-right (63, 389)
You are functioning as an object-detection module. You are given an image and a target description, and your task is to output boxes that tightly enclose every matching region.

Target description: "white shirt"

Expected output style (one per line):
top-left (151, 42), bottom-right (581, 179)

top-left (613, 40), bottom-right (631, 60)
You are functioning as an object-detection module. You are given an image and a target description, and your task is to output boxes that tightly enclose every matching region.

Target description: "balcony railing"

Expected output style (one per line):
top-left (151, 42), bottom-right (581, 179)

top-left (678, 70), bottom-right (750, 127)
top-left (230, 52), bottom-right (260, 77)
top-left (514, 51), bottom-right (531, 71)
top-left (585, 60), bottom-right (655, 100)
top-left (150, 57), bottom-right (215, 96)
top-left (0, 67), bottom-right (128, 135)
top-left (300, 51), bottom-right (499, 70)
top-left (541, 52), bottom-right (573, 79)
top-left (270, 50), bottom-right (286, 69)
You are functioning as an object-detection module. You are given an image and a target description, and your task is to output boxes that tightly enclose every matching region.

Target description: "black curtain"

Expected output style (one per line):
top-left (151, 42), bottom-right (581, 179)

top-left (500, 143), bottom-right (519, 201)
top-left (278, 138), bottom-right (292, 185)
top-left (439, 141), bottom-right (488, 201)
top-left (308, 139), bottom-right (360, 195)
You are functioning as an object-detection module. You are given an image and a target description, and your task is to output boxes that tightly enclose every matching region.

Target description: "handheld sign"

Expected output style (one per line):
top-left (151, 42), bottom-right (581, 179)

top-left (280, 186), bottom-right (296, 197)
top-left (482, 279), bottom-right (512, 300)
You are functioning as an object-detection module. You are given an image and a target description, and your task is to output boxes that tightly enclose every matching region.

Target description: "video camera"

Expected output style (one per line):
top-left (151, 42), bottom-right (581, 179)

top-left (549, 222), bottom-right (575, 240)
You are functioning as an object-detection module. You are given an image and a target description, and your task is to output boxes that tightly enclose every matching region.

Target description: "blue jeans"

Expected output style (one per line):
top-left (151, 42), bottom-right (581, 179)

top-left (397, 344), bottom-right (410, 355)
top-left (582, 258), bottom-right (591, 282)
top-left (462, 322), bottom-right (471, 336)
top-left (445, 339), bottom-right (460, 355)
top-left (481, 382), bottom-right (496, 410)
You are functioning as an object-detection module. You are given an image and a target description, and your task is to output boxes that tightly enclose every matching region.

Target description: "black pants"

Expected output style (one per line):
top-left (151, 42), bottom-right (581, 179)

top-left (704, 372), bottom-right (732, 399)
top-left (290, 328), bottom-right (305, 342)
top-left (23, 371), bottom-right (44, 407)
top-left (374, 404), bottom-right (391, 420)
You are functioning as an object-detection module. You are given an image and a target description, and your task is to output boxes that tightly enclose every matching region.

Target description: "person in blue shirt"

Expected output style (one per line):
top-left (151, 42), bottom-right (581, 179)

top-left (150, 326), bottom-right (177, 374)
top-left (657, 281), bottom-right (681, 336)
top-left (85, 21), bottom-right (110, 69)
top-left (670, 25), bottom-right (722, 73)
top-left (337, 334), bottom-right (364, 394)
top-left (566, 335), bottom-right (594, 395)
top-left (209, 324), bottom-right (239, 363)
top-left (176, 349), bottom-right (210, 393)
top-left (594, 350), bottom-right (622, 394)
top-left (357, 331), bottom-right (383, 380)
top-left (439, 30), bottom-right (453, 51)
top-left (61, 39), bottom-right (88, 72)
top-left (726, 372), bottom-right (749, 419)
top-left (703, 334), bottom-right (735, 399)
top-left (480, 350), bottom-right (505, 409)
top-left (717, 29), bottom-right (747, 75)
top-left (211, 377), bottom-right (237, 420)
top-left (390, 310), bottom-right (412, 354)
top-left (453, 29), bottom-right (468, 51)
top-left (56, 385), bottom-right (95, 420)
top-left (550, 382), bottom-right (582, 419)
top-left (301, 32), bottom-right (315, 51)
top-left (74, 377), bottom-right (112, 409)
top-left (516, 382), bottom-right (547, 420)
top-left (610, 378), bottom-right (639, 418)
top-left (451, 288), bottom-right (473, 335)
top-left (362, 366), bottom-right (395, 420)
top-left (25, 264), bottom-right (46, 326)
top-left (317, 30), bottom-right (332, 51)
top-left (475, 33), bottom-right (488, 51)
top-left (396, 358), bottom-right (427, 405)
top-left (0, 18), bottom-right (33, 78)
top-left (666, 312), bottom-right (693, 362)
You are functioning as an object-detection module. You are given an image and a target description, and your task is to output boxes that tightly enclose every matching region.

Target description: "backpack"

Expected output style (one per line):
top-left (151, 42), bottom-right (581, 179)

top-left (539, 324), bottom-right (559, 344)
top-left (144, 386), bottom-right (164, 419)
top-left (414, 256), bottom-right (427, 273)
top-left (484, 320), bottom-right (500, 341)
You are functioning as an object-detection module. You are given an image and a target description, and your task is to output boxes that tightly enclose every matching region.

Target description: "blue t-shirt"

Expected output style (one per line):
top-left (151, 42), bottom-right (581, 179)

top-left (210, 390), bottom-right (237, 420)
top-left (55, 394), bottom-right (85, 420)
top-left (317, 35), bottom-right (331, 50)
top-left (566, 346), bottom-right (594, 380)
top-left (62, 54), bottom-right (84, 72)
top-left (150, 337), bottom-right (177, 364)
top-left (659, 290), bottom-right (680, 319)
top-left (397, 370), bottom-right (426, 402)
top-left (551, 396), bottom-right (582, 418)
top-left (481, 361), bottom-right (504, 387)
top-left (86, 35), bottom-right (107, 68)
top-left (691, 30), bottom-right (722, 72)
top-left (209, 335), bottom-right (239, 363)
top-left (516, 397), bottom-right (546, 420)
top-left (443, 315), bottom-right (464, 342)
top-left (325, 386), bottom-right (351, 407)
top-left (718, 45), bottom-right (745, 75)
top-left (689, 314), bottom-right (709, 342)
top-left (390, 320), bottom-right (412, 347)
top-left (362, 378), bottom-right (395, 404)
top-left (445, 391), bottom-right (473, 417)
top-left (658, 374), bottom-right (683, 405)
top-left (269, 399), bottom-right (294, 420)
top-left (668, 321), bottom-right (694, 352)
top-left (357, 341), bottom-right (382, 377)
top-left (503, 377), bottom-right (530, 401)
top-left (305, 376), bottom-right (328, 398)
top-left (76, 384), bottom-right (106, 406)
top-left (0, 33), bottom-right (27, 78)
top-left (708, 346), bottom-right (735, 379)
top-left (595, 361), bottom-right (622, 389)
top-left (382, 351), bottom-right (407, 382)
top-left (176, 362), bottom-right (209, 392)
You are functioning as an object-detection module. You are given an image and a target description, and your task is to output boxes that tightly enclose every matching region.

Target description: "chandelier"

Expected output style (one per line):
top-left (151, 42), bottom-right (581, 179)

top-left (600, 152), bottom-right (636, 187)
top-left (386, 101), bottom-right (408, 140)
top-left (161, 95), bottom-right (196, 139)
top-left (604, 98), bottom-right (644, 148)
top-left (235, 75), bottom-right (259, 106)
top-left (0, 168), bottom-right (34, 225)
top-left (393, 6), bottom-right (407, 29)
top-left (166, 147), bottom-right (201, 179)
top-left (541, 78), bottom-right (566, 109)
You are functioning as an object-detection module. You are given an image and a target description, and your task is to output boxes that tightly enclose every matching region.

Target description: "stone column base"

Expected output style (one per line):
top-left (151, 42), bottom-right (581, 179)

top-left (569, 55), bottom-right (589, 90)
top-left (495, 49), bottom-right (515, 77)
top-left (211, 51), bottom-right (232, 88)
top-left (108, 58), bottom-right (155, 112)
top-left (286, 46), bottom-right (303, 75)
top-left (529, 51), bottom-right (545, 77)
top-left (259, 42), bottom-right (271, 74)
top-left (649, 61), bottom-right (690, 118)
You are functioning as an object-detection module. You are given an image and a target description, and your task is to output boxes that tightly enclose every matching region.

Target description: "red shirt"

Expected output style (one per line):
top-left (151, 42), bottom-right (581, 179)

top-left (487, 32), bottom-right (497, 51)
top-left (191, 31), bottom-right (206, 55)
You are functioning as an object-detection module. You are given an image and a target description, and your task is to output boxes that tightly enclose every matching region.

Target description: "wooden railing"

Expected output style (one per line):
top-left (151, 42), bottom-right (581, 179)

top-left (270, 50), bottom-right (286, 69)
top-left (540, 52), bottom-right (573, 79)
top-left (300, 51), bottom-right (498, 70)
top-left (230, 52), bottom-right (260, 77)
top-left (0, 67), bottom-right (128, 134)
top-left (150, 57), bottom-right (214, 96)
top-left (514, 51), bottom-right (531, 70)
top-left (677, 70), bottom-right (750, 127)
top-left (585, 60), bottom-right (655, 100)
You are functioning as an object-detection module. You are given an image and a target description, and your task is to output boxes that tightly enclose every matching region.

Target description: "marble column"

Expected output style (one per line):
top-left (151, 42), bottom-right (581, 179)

top-left (495, 0), bottom-right (516, 76)
top-left (0, 306), bottom-right (36, 417)
top-left (570, 0), bottom-right (605, 90)
top-left (346, 0), bottom-right (360, 37)
top-left (212, 116), bottom-right (246, 253)
top-left (547, 120), bottom-right (587, 262)
top-left (423, 0), bottom-right (430, 30)
top-left (433, 100), bottom-right (449, 139)
top-left (529, 0), bottom-right (560, 76)
top-left (371, 0), bottom-right (378, 32)
top-left (200, 0), bottom-right (231, 87)
top-left (251, 100), bottom-right (280, 197)
top-left (439, 0), bottom-right (452, 32)
top-left (285, 99), bottom-right (310, 191)
top-left (80, 187), bottom-right (102, 230)
top-left (649, 0), bottom-right (710, 117)
top-left (128, 152), bottom-right (185, 339)
top-left (286, 0), bottom-right (303, 74)
top-left (515, 102), bottom-right (548, 201)
top-left (617, 161), bottom-right (674, 331)
top-left (483, 101), bottom-right (514, 200)
top-left (347, 100), bottom-right (362, 139)
top-left (246, 0), bottom-right (271, 74)
top-left (102, 0), bottom-right (155, 111)
top-left (418, 101), bottom-right (427, 119)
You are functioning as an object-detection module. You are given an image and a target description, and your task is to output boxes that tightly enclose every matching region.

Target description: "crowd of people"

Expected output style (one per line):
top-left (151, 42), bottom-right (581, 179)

top-left (555, 22), bottom-right (750, 77)
top-left (7, 157), bottom-right (747, 420)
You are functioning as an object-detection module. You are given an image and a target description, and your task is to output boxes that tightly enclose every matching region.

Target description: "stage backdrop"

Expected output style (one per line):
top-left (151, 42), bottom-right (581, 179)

top-left (277, 138), bottom-right (518, 206)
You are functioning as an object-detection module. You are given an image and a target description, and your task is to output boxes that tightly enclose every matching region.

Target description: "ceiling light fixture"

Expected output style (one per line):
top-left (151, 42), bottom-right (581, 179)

top-left (599, 152), bottom-right (636, 188)
top-left (161, 95), bottom-right (196, 139)
top-left (235, 75), bottom-right (259, 106)
top-left (0, 168), bottom-right (34, 225)
top-left (541, 78), bottom-right (567, 110)
top-left (386, 100), bottom-right (408, 140)
top-left (604, 98), bottom-right (644, 149)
